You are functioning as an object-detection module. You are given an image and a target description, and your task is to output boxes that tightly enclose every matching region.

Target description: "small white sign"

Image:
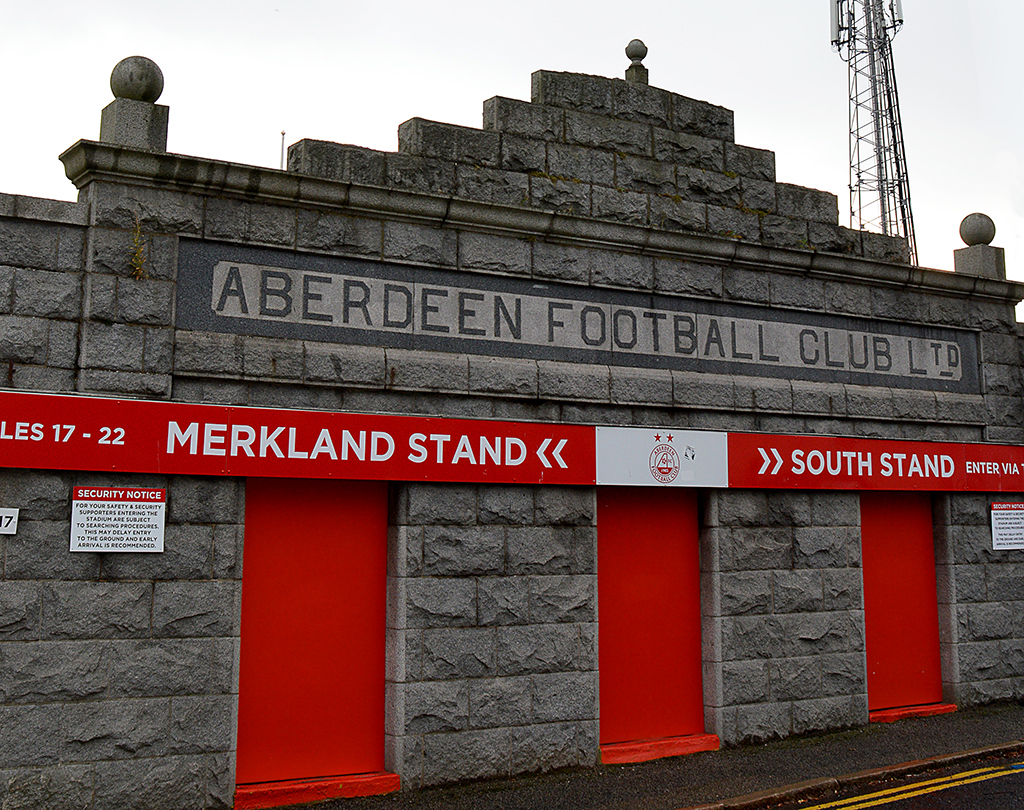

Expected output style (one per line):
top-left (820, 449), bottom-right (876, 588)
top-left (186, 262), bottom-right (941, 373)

top-left (0, 508), bottom-right (19, 534)
top-left (991, 502), bottom-right (1024, 550)
top-left (596, 428), bottom-right (729, 487)
top-left (70, 487), bottom-right (166, 552)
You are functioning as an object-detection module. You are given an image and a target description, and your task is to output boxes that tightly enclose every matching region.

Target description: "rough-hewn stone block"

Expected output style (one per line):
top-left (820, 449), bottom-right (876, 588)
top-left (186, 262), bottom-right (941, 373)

top-left (613, 81), bottom-right (672, 128)
top-left (62, 699), bottom-right (170, 762)
top-left (455, 165), bottom-right (530, 208)
top-left (591, 185), bottom-right (648, 226)
top-left (478, 577), bottom-right (530, 626)
top-left (421, 627), bottom-right (496, 680)
top-left (538, 360), bottom-right (609, 402)
top-left (529, 174), bottom-right (591, 216)
top-left (725, 143), bottom-right (776, 181)
top-left (459, 231), bottom-right (531, 276)
top-left (546, 142), bottom-right (616, 186)
top-left (654, 129), bottom-right (723, 170)
top-left (152, 581), bottom-right (238, 638)
top-left (304, 342), bottom-right (386, 388)
top-left (776, 183), bottom-right (838, 224)
top-left (398, 119), bottom-right (501, 168)
top-left (0, 316), bottom-right (49, 364)
top-left (401, 578), bottom-right (478, 629)
top-left (532, 71), bottom-right (614, 117)
top-left (468, 356), bottom-right (538, 398)
top-left (531, 671), bottom-right (597, 722)
top-left (384, 152), bottom-right (457, 196)
top-left (287, 139), bottom-right (387, 185)
top-left (677, 167), bottom-right (741, 207)
top-left (720, 571), bottom-right (771, 615)
top-left (91, 183), bottom-right (204, 235)
top-left (528, 576), bottom-right (596, 623)
top-left (610, 366), bottom-right (672, 406)
top-left (650, 195), bottom-right (706, 232)
top-left (385, 349), bottom-right (469, 393)
top-left (422, 525), bottom-right (505, 576)
top-left (295, 210), bottom-right (382, 257)
top-left (420, 728), bottom-right (510, 786)
top-left (40, 582), bottom-right (152, 640)
top-left (12, 268), bottom-right (82, 319)
top-left (482, 97), bottom-right (564, 141)
top-left (671, 94), bottom-right (735, 141)
top-left (383, 220), bottom-right (458, 267)
top-left (468, 676), bottom-right (532, 729)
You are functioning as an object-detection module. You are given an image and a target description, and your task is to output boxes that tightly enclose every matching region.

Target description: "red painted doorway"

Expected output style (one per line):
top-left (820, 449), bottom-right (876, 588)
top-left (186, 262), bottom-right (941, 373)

top-left (597, 487), bottom-right (715, 762)
top-left (236, 478), bottom-right (392, 801)
top-left (860, 492), bottom-right (945, 714)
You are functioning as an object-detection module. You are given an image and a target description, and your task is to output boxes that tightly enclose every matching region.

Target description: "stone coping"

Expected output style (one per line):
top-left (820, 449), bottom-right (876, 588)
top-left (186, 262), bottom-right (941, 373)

top-left (59, 140), bottom-right (1024, 305)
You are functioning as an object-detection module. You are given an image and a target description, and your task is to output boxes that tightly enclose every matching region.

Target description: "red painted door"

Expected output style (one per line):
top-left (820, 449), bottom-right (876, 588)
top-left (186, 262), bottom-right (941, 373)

top-left (236, 479), bottom-right (388, 784)
top-left (860, 492), bottom-right (943, 711)
top-left (598, 487), bottom-right (705, 744)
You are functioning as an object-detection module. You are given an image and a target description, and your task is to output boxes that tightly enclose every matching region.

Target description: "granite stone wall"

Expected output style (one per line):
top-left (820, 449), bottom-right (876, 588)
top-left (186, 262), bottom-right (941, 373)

top-left (0, 470), bottom-right (242, 810)
top-left (936, 493), bottom-right (1024, 705)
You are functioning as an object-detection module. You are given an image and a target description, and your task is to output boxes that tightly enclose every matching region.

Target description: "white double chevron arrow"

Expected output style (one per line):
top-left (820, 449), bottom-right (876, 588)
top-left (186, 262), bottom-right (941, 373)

top-left (537, 438), bottom-right (568, 469)
top-left (757, 447), bottom-right (784, 475)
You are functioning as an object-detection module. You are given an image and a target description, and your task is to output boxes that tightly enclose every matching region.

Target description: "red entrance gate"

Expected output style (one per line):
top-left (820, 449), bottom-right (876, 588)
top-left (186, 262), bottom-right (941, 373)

top-left (860, 492), bottom-right (949, 720)
top-left (235, 479), bottom-right (397, 807)
top-left (597, 487), bottom-right (717, 762)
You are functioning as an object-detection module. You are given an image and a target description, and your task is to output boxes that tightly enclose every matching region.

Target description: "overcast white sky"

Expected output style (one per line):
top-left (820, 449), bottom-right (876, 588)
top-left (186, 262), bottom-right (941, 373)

top-left (2, 0), bottom-right (1020, 281)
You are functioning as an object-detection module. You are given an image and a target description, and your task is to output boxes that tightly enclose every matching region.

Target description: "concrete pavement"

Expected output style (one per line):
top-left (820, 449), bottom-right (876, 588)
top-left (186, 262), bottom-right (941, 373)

top-left (312, 701), bottom-right (1024, 810)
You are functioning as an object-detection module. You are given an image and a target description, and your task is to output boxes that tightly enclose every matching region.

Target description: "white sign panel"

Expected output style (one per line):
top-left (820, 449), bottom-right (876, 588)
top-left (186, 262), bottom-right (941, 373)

top-left (0, 508), bottom-right (19, 534)
top-left (70, 487), bottom-right (166, 552)
top-left (596, 428), bottom-right (729, 487)
top-left (991, 502), bottom-right (1024, 550)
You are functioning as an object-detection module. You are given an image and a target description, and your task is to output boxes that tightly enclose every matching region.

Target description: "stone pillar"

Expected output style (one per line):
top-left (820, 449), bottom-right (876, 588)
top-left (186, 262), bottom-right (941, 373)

top-left (385, 483), bottom-right (599, 788)
top-left (624, 39), bottom-right (648, 84)
top-left (99, 56), bottom-right (169, 152)
top-left (953, 213), bottom-right (1005, 280)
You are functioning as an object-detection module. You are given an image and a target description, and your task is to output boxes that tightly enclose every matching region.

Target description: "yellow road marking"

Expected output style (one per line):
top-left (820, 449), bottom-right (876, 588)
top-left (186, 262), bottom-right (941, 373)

top-left (800, 762), bottom-right (1022, 809)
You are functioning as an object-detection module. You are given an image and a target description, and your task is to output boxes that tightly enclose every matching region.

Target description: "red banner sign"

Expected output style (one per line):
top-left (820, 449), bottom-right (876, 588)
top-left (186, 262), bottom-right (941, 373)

top-left (728, 433), bottom-right (1024, 492)
top-left (2, 390), bottom-right (1024, 493)
top-left (0, 392), bottom-right (593, 485)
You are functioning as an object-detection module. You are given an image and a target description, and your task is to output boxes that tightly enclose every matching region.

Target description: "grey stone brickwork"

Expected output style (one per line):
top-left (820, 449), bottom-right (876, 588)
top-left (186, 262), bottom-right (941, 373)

top-left (701, 489), bottom-right (868, 744)
top-left (385, 483), bottom-right (598, 788)
top-left (935, 494), bottom-right (1024, 705)
top-left (1, 58), bottom-right (1024, 809)
top-left (0, 470), bottom-right (241, 810)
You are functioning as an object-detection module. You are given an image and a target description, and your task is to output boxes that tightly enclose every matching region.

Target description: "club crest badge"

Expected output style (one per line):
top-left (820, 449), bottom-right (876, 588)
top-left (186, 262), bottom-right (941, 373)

top-left (649, 442), bottom-right (680, 483)
top-left (647, 433), bottom-right (698, 484)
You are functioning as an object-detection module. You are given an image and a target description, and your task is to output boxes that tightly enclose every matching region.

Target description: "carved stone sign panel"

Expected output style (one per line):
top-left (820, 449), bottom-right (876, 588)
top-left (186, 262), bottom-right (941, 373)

top-left (176, 241), bottom-right (979, 393)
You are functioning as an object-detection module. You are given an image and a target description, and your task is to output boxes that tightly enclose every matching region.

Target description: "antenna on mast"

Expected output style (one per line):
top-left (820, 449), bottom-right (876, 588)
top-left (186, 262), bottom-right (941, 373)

top-left (832, 0), bottom-right (917, 264)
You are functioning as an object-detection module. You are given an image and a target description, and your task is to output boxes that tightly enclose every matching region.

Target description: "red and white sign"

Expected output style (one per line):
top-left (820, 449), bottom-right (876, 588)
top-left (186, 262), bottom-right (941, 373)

top-left (728, 433), bottom-right (1024, 492)
top-left (70, 487), bottom-right (166, 552)
top-left (0, 392), bottom-right (591, 486)
top-left (3, 390), bottom-right (1024, 493)
top-left (595, 427), bottom-right (728, 487)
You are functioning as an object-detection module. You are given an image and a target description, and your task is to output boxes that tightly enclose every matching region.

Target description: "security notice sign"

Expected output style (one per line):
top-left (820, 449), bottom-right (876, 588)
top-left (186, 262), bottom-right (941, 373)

top-left (991, 502), bottom-right (1024, 550)
top-left (70, 488), bottom-right (166, 552)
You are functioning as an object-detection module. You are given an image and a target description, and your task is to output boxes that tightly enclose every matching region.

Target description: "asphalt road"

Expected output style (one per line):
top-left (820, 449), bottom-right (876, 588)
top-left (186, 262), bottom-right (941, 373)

top-left (774, 754), bottom-right (1024, 810)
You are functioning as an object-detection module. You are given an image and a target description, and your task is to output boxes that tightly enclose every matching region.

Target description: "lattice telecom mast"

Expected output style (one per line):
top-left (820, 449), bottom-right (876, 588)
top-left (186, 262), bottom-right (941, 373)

top-left (831, 0), bottom-right (917, 264)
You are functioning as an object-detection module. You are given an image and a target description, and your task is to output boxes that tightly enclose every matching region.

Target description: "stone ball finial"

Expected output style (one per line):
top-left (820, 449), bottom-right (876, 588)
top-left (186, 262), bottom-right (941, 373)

top-left (959, 213), bottom-right (996, 246)
top-left (626, 39), bottom-right (648, 66)
top-left (110, 56), bottom-right (164, 103)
